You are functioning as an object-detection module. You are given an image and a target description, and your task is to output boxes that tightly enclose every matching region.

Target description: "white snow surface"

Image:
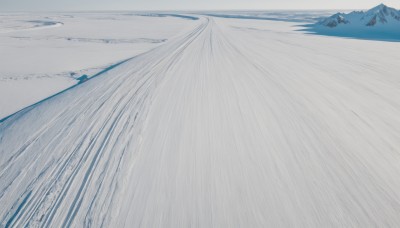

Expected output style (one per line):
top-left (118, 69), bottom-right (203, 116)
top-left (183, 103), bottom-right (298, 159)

top-left (1, 14), bottom-right (400, 227)
top-left (0, 12), bottom-right (194, 118)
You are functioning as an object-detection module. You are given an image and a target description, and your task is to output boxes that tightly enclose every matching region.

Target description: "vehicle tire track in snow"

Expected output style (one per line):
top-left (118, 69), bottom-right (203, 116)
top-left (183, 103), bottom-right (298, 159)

top-left (0, 17), bottom-right (209, 227)
top-left (2, 16), bottom-right (400, 227)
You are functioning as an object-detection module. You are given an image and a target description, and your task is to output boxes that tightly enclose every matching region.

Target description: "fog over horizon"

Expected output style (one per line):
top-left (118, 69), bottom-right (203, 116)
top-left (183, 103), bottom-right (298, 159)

top-left (1, 0), bottom-right (399, 11)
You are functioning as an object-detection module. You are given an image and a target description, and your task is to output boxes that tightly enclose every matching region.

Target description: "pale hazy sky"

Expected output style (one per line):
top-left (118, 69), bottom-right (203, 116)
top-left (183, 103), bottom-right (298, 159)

top-left (1, 0), bottom-right (399, 11)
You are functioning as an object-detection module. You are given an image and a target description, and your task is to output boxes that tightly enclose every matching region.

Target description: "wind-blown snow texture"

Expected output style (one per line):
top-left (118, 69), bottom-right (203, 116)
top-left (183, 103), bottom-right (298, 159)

top-left (1, 15), bottom-right (400, 227)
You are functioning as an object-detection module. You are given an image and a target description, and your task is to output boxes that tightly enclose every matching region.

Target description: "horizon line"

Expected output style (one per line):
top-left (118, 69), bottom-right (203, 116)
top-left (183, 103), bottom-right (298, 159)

top-left (0, 8), bottom-right (372, 13)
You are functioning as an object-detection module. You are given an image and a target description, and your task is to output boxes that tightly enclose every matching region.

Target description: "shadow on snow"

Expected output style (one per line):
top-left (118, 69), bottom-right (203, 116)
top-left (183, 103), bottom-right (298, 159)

top-left (0, 57), bottom-right (134, 124)
top-left (297, 23), bottom-right (400, 42)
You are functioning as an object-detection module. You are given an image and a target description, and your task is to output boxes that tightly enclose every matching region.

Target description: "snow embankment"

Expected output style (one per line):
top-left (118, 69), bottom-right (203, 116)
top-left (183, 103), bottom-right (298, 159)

top-left (0, 13), bottom-right (197, 118)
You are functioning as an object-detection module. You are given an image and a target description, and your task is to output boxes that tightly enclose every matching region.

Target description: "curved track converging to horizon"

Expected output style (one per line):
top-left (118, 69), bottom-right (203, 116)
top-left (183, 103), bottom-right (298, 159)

top-left (1, 16), bottom-right (400, 227)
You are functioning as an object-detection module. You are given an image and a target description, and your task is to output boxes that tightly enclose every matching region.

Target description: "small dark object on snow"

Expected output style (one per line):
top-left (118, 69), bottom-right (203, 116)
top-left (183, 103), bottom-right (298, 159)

top-left (77, 74), bottom-right (88, 83)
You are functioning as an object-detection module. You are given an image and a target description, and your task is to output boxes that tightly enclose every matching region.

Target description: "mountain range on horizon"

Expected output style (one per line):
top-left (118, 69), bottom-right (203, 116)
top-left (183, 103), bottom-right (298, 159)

top-left (320, 3), bottom-right (400, 28)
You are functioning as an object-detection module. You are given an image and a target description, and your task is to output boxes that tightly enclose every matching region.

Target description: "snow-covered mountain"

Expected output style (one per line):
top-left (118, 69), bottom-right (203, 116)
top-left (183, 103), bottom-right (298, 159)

top-left (320, 4), bottom-right (400, 28)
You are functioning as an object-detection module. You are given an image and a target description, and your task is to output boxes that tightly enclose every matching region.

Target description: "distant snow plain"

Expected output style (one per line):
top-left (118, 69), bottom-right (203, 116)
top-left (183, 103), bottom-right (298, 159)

top-left (1, 11), bottom-right (400, 227)
top-left (0, 13), bottom-right (194, 118)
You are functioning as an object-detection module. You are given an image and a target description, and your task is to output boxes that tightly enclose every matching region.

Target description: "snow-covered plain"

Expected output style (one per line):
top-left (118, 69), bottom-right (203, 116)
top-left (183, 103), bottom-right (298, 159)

top-left (0, 12), bottom-right (195, 118)
top-left (1, 12), bottom-right (400, 227)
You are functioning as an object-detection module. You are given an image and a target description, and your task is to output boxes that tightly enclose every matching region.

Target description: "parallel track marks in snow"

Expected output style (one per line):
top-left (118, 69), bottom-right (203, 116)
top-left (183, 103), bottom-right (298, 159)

top-left (0, 18), bottom-right (209, 227)
top-left (1, 16), bottom-right (400, 227)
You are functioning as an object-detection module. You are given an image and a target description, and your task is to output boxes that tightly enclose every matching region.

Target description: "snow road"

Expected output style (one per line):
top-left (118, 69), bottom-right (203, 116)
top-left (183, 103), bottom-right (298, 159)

top-left (1, 16), bottom-right (400, 227)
